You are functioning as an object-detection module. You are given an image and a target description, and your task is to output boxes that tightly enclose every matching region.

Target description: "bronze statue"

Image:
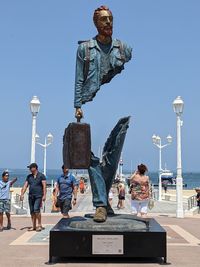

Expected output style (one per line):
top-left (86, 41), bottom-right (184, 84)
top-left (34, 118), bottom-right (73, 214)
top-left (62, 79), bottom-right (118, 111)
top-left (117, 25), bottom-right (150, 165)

top-left (64, 6), bottom-right (132, 222)
top-left (74, 6), bottom-right (132, 121)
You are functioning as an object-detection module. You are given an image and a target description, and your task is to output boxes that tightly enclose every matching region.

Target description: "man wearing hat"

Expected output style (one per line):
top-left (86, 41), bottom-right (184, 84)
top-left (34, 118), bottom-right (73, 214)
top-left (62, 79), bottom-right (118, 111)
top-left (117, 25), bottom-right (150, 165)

top-left (20, 163), bottom-right (46, 231)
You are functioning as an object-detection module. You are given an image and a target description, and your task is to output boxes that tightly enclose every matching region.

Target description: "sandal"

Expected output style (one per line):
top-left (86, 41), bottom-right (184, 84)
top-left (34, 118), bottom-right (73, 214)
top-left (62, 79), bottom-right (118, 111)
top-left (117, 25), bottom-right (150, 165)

top-left (7, 223), bottom-right (11, 230)
top-left (28, 227), bottom-right (36, 231)
top-left (36, 226), bottom-right (42, 232)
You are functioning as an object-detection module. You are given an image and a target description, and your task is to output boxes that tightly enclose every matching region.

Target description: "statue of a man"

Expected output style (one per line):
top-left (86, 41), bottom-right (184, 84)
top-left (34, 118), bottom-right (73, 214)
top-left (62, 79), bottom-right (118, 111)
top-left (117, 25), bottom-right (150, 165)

top-left (72, 6), bottom-right (132, 222)
top-left (74, 6), bottom-right (132, 120)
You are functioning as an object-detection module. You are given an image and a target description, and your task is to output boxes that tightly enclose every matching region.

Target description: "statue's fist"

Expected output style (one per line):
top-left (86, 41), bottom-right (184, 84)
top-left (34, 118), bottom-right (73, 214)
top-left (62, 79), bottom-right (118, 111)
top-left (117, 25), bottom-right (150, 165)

top-left (75, 108), bottom-right (83, 122)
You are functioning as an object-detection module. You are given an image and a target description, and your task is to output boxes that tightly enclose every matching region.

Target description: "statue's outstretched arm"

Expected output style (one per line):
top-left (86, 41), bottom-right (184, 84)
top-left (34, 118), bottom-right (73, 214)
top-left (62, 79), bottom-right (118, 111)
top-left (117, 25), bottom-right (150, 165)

top-left (74, 46), bottom-right (85, 121)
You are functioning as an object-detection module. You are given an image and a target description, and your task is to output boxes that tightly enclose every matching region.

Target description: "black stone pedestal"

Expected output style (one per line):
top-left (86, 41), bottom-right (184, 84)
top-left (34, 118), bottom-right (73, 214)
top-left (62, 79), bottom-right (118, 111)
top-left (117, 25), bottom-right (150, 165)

top-left (49, 214), bottom-right (167, 264)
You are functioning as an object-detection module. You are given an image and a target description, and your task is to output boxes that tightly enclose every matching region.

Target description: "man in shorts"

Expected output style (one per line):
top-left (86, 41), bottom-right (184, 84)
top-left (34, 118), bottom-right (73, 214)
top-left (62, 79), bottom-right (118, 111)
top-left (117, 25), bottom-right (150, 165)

top-left (0, 171), bottom-right (17, 231)
top-left (55, 165), bottom-right (78, 218)
top-left (20, 163), bottom-right (46, 231)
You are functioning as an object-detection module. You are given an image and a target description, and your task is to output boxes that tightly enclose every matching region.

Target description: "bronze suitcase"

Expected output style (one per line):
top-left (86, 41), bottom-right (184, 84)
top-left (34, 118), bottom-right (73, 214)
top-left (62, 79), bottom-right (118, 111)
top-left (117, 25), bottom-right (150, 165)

top-left (63, 122), bottom-right (91, 169)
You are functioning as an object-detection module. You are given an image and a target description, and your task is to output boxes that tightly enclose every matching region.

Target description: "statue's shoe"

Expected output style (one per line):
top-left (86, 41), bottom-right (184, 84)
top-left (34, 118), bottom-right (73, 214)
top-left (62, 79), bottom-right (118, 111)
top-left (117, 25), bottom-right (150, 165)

top-left (93, 207), bottom-right (107, 223)
top-left (107, 205), bottom-right (115, 216)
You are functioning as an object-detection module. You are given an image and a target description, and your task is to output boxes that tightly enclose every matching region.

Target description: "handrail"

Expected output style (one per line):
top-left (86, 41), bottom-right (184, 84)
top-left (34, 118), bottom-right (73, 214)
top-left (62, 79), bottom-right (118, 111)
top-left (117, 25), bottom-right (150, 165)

top-left (151, 185), bottom-right (158, 200)
top-left (187, 195), bottom-right (197, 210)
top-left (15, 193), bottom-right (24, 209)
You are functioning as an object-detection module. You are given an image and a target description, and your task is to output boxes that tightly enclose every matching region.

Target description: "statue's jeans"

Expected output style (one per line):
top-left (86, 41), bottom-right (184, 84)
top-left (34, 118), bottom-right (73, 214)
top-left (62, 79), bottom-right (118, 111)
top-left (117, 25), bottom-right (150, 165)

top-left (88, 117), bottom-right (130, 207)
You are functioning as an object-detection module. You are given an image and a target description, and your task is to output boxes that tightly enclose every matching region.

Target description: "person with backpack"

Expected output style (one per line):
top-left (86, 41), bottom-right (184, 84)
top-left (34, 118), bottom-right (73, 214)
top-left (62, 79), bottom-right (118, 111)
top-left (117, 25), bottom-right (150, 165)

top-left (55, 165), bottom-right (78, 218)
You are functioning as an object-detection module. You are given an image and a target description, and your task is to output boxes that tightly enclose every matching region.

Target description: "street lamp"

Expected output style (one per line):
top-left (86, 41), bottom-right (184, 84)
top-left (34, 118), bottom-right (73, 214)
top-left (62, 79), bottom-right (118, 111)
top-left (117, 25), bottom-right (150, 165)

top-left (173, 96), bottom-right (184, 218)
top-left (36, 133), bottom-right (53, 176)
top-left (30, 96), bottom-right (40, 163)
top-left (152, 134), bottom-right (173, 201)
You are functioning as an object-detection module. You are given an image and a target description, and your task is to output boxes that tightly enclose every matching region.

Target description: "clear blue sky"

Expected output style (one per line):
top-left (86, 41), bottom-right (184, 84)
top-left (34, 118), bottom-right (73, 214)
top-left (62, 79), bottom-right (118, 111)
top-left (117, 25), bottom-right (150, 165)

top-left (0, 1), bottom-right (200, 172)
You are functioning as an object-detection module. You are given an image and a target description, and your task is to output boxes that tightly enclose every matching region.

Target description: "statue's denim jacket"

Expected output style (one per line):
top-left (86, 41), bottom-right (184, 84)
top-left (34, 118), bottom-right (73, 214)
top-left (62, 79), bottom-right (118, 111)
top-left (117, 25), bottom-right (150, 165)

top-left (74, 38), bottom-right (132, 108)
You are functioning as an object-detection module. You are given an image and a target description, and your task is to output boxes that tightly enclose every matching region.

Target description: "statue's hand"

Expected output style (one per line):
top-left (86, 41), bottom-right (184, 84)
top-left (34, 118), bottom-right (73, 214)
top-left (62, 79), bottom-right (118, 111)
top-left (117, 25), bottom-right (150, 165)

top-left (75, 108), bottom-right (83, 122)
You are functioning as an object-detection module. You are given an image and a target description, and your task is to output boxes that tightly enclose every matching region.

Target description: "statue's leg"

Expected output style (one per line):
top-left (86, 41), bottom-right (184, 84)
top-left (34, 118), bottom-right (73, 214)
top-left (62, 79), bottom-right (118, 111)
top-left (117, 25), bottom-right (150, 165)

top-left (88, 153), bottom-right (108, 222)
top-left (101, 117), bottom-right (131, 209)
top-left (88, 117), bottom-right (130, 221)
top-left (88, 153), bottom-right (107, 208)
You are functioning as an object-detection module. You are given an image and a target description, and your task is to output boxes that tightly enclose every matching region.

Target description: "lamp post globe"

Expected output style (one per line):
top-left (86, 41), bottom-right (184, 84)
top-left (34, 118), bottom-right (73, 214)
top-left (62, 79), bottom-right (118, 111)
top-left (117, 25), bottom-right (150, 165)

top-left (35, 133), bottom-right (40, 143)
top-left (173, 96), bottom-right (184, 116)
top-left (30, 96), bottom-right (41, 116)
top-left (47, 133), bottom-right (53, 144)
top-left (167, 135), bottom-right (173, 144)
top-left (156, 135), bottom-right (161, 145)
top-left (152, 134), bottom-right (157, 144)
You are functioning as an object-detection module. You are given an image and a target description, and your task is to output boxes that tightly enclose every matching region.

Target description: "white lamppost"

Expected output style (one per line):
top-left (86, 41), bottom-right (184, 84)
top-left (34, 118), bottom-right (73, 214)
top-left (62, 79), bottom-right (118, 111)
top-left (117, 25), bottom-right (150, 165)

top-left (36, 133), bottom-right (53, 176)
top-left (173, 96), bottom-right (184, 218)
top-left (30, 96), bottom-right (40, 163)
top-left (152, 134), bottom-right (173, 201)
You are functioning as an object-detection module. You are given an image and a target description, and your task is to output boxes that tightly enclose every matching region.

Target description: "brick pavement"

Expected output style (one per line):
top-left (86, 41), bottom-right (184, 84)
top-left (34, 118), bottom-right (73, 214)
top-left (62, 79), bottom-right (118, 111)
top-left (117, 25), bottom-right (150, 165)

top-left (0, 211), bottom-right (200, 267)
top-left (1, 191), bottom-right (200, 267)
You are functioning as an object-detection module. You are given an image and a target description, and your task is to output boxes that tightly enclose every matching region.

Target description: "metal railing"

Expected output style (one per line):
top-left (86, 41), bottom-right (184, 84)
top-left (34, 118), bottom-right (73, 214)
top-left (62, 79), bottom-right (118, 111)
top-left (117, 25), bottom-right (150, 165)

top-left (14, 193), bottom-right (24, 209)
top-left (187, 195), bottom-right (197, 210)
top-left (151, 185), bottom-right (158, 200)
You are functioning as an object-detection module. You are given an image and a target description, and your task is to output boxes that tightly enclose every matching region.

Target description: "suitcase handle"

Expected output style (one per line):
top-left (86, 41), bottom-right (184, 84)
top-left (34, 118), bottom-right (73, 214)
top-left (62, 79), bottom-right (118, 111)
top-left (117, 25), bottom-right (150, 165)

top-left (75, 108), bottom-right (83, 123)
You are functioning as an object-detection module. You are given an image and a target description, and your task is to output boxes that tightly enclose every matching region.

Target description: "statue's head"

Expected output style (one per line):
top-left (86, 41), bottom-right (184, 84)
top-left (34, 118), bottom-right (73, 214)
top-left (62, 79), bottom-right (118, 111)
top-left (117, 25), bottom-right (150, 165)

top-left (93, 6), bottom-right (113, 37)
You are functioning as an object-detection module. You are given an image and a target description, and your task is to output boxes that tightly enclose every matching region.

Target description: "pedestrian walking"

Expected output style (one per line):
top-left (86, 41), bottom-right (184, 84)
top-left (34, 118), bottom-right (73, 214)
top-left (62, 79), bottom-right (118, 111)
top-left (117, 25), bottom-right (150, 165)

top-left (51, 188), bottom-right (60, 213)
top-left (55, 165), bottom-right (78, 218)
top-left (79, 178), bottom-right (85, 194)
top-left (163, 180), bottom-right (168, 193)
top-left (20, 163), bottom-right (46, 232)
top-left (0, 171), bottom-right (17, 231)
top-left (108, 188), bottom-right (114, 207)
top-left (117, 183), bottom-right (125, 209)
top-left (196, 188), bottom-right (200, 213)
top-left (130, 164), bottom-right (150, 217)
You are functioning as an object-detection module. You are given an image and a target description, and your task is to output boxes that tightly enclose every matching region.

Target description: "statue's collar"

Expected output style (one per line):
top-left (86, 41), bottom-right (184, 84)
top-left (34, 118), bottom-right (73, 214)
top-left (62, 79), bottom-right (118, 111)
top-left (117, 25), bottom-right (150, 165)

top-left (89, 38), bottom-right (120, 50)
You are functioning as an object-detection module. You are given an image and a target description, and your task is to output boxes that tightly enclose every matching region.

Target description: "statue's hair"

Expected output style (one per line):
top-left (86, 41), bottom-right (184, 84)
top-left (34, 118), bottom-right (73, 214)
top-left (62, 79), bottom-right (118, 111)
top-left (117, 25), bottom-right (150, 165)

top-left (93, 6), bottom-right (112, 26)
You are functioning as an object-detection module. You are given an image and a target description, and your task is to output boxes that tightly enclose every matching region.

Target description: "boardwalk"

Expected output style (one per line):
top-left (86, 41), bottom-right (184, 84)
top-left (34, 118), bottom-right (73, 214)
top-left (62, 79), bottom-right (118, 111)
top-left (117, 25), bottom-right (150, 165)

top-left (17, 187), bottom-right (189, 216)
top-left (1, 188), bottom-right (200, 267)
top-left (3, 187), bottom-right (198, 267)
top-left (0, 209), bottom-right (199, 267)
top-left (62, 189), bottom-right (188, 216)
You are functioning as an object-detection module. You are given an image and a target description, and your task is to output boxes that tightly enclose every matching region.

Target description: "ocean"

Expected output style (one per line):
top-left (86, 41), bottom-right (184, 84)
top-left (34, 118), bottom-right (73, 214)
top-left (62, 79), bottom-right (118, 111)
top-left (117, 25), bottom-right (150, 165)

top-left (1, 169), bottom-right (200, 189)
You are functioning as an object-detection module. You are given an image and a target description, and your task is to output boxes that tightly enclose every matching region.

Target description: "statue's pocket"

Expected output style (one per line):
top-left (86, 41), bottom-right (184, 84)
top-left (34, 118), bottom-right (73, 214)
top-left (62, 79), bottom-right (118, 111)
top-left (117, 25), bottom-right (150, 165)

top-left (84, 55), bottom-right (95, 65)
top-left (83, 55), bottom-right (96, 76)
top-left (113, 53), bottom-right (125, 67)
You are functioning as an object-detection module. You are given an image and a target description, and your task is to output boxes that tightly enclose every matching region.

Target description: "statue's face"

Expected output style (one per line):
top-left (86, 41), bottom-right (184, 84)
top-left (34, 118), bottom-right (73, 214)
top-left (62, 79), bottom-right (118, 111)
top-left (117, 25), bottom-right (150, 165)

top-left (96, 10), bottom-right (113, 37)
